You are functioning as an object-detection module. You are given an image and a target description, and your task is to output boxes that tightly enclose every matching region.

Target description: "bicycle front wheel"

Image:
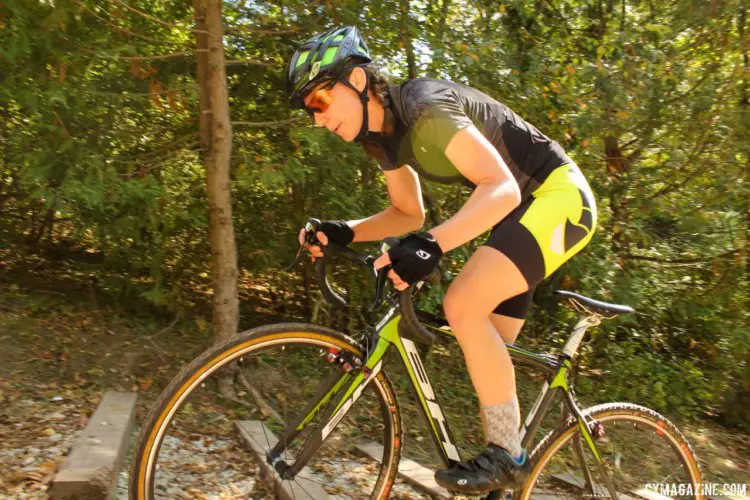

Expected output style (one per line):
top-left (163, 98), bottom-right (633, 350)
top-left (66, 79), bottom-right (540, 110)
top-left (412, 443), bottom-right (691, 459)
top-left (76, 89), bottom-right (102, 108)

top-left (521, 402), bottom-right (703, 500)
top-left (129, 323), bottom-right (403, 499)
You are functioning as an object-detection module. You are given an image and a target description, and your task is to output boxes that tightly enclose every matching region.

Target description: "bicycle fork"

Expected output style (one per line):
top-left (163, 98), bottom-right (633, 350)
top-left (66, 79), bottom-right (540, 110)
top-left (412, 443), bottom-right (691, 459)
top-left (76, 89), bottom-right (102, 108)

top-left (264, 340), bottom-right (389, 479)
top-left (563, 391), bottom-right (620, 499)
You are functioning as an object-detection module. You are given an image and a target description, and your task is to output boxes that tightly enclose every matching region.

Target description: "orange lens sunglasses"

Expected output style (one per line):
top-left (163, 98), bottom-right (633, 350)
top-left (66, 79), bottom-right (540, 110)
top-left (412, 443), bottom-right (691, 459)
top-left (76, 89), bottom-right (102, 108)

top-left (304, 79), bottom-right (338, 116)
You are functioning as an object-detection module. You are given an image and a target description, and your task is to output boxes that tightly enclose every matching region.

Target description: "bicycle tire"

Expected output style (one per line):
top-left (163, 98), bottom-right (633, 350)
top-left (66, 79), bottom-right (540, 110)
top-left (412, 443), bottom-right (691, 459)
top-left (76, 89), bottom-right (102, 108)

top-left (519, 402), bottom-right (703, 500)
top-left (129, 323), bottom-right (403, 499)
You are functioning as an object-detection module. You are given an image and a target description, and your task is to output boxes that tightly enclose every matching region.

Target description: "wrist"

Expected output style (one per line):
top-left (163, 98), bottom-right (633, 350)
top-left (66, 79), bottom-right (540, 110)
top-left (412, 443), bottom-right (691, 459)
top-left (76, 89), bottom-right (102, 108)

top-left (426, 229), bottom-right (448, 254)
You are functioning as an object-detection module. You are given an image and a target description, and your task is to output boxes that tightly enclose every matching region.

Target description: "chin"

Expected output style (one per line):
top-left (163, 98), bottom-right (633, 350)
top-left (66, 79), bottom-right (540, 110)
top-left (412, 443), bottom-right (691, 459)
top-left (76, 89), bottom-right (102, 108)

top-left (340, 127), bottom-right (357, 142)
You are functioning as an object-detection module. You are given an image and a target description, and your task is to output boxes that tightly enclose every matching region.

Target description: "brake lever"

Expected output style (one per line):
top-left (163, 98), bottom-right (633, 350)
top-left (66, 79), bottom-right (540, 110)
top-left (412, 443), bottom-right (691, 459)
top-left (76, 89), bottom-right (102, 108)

top-left (285, 218), bottom-right (323, 272)
top-left (366, 237), bottom-right (400, 312)
top-left (284, 245), bottom-right (307, 272)
top-left (367, 263), bottom-right (390, 312)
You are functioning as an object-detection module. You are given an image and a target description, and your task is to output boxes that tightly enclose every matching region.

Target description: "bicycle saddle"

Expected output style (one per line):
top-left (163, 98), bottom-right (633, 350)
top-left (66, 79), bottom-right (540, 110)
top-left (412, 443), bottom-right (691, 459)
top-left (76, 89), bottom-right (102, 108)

top-left (555, 290), bottom-right (635, 318)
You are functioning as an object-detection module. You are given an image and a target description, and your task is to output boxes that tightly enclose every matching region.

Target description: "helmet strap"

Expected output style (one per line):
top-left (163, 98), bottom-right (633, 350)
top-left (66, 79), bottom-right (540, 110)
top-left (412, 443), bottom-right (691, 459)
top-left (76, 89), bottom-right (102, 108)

top-left (339, 69), bottom-right (373, 143)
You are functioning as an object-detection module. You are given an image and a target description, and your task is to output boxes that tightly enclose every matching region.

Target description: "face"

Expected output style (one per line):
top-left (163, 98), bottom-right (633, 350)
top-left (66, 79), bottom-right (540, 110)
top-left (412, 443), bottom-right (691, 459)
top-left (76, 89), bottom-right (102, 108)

top-left (302, 67), bottom-right (366, 142)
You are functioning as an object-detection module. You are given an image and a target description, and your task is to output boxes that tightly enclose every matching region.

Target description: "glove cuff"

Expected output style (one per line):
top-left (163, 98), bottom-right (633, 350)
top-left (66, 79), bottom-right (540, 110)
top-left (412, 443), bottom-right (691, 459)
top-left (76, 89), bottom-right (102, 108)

top-left (319, 220), bottom-right (355, 246)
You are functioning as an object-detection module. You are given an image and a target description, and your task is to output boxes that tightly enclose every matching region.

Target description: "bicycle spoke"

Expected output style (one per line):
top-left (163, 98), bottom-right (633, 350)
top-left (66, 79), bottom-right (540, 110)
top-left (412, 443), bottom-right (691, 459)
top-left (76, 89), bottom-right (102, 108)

top-left (132, 329), bottom-right (403, 499)
top-left (523, 405), bottom-right (701, 500)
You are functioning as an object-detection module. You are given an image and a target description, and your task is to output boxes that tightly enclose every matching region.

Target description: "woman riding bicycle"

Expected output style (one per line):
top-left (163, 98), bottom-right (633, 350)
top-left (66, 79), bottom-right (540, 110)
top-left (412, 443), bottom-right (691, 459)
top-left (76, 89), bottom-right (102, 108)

top-left (288, 26), bottom-right (597, 495)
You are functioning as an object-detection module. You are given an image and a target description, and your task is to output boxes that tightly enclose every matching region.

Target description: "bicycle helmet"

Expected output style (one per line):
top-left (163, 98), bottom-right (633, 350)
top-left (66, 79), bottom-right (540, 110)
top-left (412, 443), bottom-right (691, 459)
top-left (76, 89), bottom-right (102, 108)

top-left (287, 26), bottom-right (375, 142)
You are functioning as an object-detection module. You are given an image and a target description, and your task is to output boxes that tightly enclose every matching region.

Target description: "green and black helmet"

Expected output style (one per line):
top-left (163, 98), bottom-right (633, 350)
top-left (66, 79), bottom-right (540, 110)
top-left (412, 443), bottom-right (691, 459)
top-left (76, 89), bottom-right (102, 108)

top-left (286, 26), bottom-right (372, 109)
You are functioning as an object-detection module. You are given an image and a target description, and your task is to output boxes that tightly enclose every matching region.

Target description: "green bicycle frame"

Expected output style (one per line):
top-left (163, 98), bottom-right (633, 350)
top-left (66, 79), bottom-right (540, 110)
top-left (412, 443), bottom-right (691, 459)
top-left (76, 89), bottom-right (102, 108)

top-left (272, 307), bottom-right (613, 496)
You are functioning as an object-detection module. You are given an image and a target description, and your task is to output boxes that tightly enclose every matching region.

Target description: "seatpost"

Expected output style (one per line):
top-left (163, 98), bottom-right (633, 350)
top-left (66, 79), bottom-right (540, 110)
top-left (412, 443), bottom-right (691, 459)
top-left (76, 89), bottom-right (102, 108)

top-left (561, 314), bottom-right (601, 359)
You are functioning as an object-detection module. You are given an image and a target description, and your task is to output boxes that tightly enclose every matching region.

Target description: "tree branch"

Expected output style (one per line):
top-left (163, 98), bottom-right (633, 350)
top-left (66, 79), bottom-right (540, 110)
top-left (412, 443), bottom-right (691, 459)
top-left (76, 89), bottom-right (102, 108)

top-left (110, 0), bottom-right (192, 28)
top-left (231, 117), bottom-right (302, 127)
top-left (110, 132), bottom-right (201, 161)
top-left (86, 84), bottom-right (198, 98)
top-left (626, 247), bottom-right (743, 267)
top-left (647, 132), bottom-right (715, 200)
top-left (664, 65), bottom-right (716, 105)
top-left (105, 51), bottom-right (201, 60)
top-left (226, 25), bottom-right (302, 36)
top-left (224, 59), bottom-right (278, 67)
top-left (72, 0), bottom-right (190, 46)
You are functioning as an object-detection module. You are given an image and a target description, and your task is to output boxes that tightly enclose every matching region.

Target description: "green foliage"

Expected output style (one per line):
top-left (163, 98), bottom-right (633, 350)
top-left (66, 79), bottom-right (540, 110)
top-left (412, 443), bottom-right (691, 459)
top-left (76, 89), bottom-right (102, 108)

top-left (0, 0), bottom-right (747, 427)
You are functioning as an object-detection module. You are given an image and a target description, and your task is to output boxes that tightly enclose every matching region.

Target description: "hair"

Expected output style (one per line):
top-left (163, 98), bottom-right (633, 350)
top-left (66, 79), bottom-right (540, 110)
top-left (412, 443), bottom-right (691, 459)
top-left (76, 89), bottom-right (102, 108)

top-left (356, 64), bottom-right (397, 165)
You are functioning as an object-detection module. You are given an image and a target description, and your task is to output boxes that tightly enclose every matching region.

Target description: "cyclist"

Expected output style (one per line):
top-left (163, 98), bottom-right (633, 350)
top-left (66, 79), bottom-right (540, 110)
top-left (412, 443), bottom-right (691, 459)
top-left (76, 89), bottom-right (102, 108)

top-left (288, 26), bottom-right (597, 495)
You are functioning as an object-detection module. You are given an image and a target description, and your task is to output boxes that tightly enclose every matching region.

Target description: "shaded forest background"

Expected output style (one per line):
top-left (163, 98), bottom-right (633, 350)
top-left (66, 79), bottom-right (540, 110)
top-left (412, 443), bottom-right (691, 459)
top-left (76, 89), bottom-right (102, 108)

top-left (1, 0), bottom-right (748, 432)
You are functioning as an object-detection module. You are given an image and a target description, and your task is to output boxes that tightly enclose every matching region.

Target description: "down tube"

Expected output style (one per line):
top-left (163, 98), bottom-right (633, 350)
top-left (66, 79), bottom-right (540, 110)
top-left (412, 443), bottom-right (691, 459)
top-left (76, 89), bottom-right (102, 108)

top-left (380, 315), bottom-right (461, 467)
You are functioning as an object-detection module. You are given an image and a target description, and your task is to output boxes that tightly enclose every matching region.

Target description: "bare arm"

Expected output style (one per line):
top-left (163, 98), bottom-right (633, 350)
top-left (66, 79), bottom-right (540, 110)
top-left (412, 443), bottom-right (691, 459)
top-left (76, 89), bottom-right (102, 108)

top-left (349, 165), bottom-right (426, 242)
top-left (428, 125), bottom-right (521, 253)
top-left (301, 164), bottom-right (425, 258)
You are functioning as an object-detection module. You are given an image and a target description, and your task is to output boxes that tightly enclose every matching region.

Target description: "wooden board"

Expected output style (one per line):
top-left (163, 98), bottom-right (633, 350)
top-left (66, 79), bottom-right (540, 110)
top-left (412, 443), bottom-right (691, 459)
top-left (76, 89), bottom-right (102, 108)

top-left (235, 420), bottom-right (330, 500)
top-left (356, 441), bottom-right (452, 498)
top-left (49, 391), bottom-right (137, 500)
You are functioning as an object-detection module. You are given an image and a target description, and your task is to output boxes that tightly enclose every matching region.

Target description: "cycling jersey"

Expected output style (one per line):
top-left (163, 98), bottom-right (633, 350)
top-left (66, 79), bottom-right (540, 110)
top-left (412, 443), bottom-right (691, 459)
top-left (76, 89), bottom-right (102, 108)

top-left (375, 78), bottom-right (572, 199)
top-left (369, 77), bottom-right (596, 319)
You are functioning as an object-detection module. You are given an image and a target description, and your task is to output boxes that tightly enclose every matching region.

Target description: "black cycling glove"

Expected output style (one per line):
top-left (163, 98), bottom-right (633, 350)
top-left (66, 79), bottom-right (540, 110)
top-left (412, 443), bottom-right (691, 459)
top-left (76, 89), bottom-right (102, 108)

top-left (314, 220), bottom-right (355, 247)
top-left (388, 232), bottom-right (443, 285)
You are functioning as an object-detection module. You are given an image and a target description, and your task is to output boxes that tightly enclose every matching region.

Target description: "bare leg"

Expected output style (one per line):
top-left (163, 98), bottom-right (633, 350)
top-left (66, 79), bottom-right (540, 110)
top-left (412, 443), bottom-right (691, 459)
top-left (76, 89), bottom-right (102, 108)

top-left (489, 313), bottom-right (525, 426)
top-left (441, 246), bottom-right (530, 461)
top-left (489, 314), bottom-right (524, 345)
top-left (443, 247), bottom-right (529, 407)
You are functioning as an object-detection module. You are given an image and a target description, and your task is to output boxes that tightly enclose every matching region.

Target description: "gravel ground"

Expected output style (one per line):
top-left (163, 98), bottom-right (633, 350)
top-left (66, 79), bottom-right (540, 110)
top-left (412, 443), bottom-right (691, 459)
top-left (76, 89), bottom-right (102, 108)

top-left (0, 397), bottom-right (85, 499)
top-left (1, 396), bottom-right (430, 499)
top-left (116, 433), bottom-right (430, 499)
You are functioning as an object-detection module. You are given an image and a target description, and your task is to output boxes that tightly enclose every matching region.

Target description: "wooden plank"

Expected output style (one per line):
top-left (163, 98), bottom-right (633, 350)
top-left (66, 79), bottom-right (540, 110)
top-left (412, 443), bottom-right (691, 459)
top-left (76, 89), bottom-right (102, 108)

top-left (356, 441), bottom-right (451, 499)
top-left (49, 391), bottom-right (137, 500)
top-left (235, 420), bottom-right (329, 500)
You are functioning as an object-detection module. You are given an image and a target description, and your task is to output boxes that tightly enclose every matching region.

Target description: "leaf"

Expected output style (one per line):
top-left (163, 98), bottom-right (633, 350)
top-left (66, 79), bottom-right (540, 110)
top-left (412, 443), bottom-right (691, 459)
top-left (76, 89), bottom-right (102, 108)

top-left (129, 58), bottom-right (142, 78)
top-left (138, 376), bottom-right (153, 391)
top-left (150, 81), bottom-right (165, 110)
top-left (644, 23), bottom-right (672, 35)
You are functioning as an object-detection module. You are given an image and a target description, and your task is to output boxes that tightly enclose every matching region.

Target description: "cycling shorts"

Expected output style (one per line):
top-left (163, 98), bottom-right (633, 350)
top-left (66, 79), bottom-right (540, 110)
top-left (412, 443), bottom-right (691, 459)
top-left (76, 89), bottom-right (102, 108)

top-left (485, 163), bottom-right (597, 319)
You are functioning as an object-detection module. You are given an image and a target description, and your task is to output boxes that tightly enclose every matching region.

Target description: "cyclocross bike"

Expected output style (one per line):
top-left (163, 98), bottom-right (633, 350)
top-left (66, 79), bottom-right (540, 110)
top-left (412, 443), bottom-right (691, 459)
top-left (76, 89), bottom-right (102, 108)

top-left (129, 219), bottom-right (703, 499)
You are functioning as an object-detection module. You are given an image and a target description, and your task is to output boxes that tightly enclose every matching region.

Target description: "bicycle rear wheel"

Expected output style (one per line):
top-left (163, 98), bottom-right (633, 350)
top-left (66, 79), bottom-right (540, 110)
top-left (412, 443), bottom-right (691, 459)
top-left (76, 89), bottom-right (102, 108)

top-left (521, 402), bottom-right (703, 500)
top-left (129, 323), bottom-right (403, 499)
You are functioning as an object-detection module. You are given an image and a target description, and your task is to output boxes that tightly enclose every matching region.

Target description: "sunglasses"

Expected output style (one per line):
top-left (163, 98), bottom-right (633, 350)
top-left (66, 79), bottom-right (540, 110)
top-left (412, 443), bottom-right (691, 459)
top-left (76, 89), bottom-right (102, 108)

top-left (304, 79), bottom-right (338, 118)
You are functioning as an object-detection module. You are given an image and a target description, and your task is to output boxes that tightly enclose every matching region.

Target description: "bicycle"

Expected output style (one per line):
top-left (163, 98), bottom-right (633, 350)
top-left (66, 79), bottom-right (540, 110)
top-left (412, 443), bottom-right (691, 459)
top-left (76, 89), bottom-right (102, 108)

top-left (129, 220), bottom-right (703, 499)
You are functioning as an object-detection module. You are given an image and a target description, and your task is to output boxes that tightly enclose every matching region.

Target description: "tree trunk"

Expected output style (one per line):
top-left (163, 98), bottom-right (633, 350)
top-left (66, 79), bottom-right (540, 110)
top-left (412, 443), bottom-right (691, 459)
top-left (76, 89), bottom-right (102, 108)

top-left (725, 1), bottom-right (750, 428)
top-left (194, 0), bottom-right (239, 342)
top-left (428, 0), bottom-right (451, 76)
top-left (399, 0), bottom-right (417, 79)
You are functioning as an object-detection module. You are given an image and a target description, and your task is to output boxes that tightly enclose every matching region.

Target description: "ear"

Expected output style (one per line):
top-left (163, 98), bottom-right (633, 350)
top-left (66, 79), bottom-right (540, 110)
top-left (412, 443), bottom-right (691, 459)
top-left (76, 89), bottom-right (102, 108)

top-left (347, 66), bottom-right (367, 93)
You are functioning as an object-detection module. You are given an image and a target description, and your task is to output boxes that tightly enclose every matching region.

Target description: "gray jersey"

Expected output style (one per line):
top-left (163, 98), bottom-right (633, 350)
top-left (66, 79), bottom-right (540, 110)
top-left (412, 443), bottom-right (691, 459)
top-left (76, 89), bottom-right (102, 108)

top-left (374, 78), bottom-right (571, 199)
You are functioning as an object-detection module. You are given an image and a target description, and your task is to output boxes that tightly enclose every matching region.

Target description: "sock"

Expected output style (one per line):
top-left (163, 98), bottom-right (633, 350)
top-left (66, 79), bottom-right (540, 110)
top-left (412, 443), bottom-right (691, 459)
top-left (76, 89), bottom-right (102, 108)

top-left (480, 399), bottom-right (522, 459)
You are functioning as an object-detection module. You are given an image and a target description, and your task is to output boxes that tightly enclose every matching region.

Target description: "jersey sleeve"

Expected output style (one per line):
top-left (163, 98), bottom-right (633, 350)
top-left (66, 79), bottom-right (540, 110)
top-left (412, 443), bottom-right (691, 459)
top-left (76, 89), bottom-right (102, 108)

top-left (402, 83), bottom-right (474, 153)
top-left (377, 156), bottom-right (401, 171)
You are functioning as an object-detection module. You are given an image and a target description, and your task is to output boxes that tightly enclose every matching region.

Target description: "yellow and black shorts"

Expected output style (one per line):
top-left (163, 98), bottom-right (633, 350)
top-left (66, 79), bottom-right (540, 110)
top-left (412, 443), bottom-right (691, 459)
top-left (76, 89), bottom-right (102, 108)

top-left (485, 163), bottom-right (597, 319)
